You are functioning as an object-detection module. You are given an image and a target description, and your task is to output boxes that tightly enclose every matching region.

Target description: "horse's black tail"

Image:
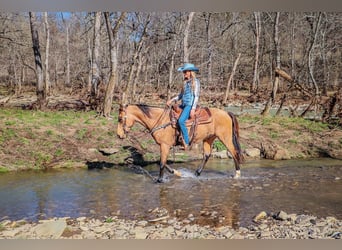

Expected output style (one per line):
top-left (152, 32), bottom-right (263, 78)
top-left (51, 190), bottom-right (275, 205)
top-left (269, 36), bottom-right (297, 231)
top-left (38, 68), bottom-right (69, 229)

top-left (228, 112), bottom-right (244, 164)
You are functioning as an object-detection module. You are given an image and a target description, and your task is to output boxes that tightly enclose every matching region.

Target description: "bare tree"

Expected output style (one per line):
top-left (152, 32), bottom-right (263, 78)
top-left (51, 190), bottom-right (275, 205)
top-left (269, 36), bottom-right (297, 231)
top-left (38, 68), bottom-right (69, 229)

top-left (204, 13), bottom-right (213, 85)
top-left (183, 12), bottom-right (194, 63)
top-left (252, 12), bottom-right (261, 93)
top-left (223, 53), bottom-right (241, 104)
top-left (43, 12), bottom-right (50, 95)
top-left (122, 13), bottom-right (150, 104)
top-left (307, 12), bottom-right (322, 96)
top-left (298, 12), bottom-right (323, 118)
top-left (102, 12), bottom-right (126, 117)
top-left (262, 12), bottom-right (280, 116)
top-left (29, 12), bottom-right (45, 106)
top-left (91, 12), bottom-right (102, 98)
top-left (166, 13), bottom-right (184, 99)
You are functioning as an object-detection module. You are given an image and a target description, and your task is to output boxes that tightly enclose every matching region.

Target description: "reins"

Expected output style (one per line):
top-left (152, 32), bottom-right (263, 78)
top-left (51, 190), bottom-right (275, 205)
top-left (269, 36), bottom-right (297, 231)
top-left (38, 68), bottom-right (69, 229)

top-left (149, 105), bottom-right (172, 135)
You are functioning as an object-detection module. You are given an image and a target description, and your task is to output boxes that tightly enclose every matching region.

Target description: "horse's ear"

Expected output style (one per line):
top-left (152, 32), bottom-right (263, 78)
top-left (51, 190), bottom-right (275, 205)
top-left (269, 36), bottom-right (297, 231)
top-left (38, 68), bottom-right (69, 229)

top-left (118, 102), bottom-right (127, 111)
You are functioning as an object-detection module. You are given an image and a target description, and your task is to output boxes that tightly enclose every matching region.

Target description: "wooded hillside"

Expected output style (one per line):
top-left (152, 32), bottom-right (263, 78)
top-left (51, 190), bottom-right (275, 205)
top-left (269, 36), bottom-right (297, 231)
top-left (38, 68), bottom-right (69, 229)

top-left (0, 12), bottom-right (341, 123)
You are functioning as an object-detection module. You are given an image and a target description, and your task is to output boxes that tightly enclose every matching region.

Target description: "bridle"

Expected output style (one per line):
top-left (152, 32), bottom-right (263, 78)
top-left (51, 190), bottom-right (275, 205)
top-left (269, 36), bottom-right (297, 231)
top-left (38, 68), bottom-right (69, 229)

top-left (119, 104), bottom-right (172, 136)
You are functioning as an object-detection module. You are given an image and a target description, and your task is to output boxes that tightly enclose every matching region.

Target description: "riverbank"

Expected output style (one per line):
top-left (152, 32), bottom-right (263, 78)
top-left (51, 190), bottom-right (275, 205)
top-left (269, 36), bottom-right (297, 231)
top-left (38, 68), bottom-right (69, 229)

top-left (0, 210), bottom-right (341, 239)
top-left (0, 107), bottom-right (341, 173)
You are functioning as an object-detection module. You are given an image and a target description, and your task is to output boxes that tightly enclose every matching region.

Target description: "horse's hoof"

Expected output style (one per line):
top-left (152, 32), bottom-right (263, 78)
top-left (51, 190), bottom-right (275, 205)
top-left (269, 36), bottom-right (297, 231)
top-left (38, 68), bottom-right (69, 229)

top-left (195, 170), bottom-right (201, 177)
top-left (173, 169), bottom-right (182, 177)
top-left (156, 178), bottom-right (163, 183)
top-left (233, 170), bottom-right (241, 179)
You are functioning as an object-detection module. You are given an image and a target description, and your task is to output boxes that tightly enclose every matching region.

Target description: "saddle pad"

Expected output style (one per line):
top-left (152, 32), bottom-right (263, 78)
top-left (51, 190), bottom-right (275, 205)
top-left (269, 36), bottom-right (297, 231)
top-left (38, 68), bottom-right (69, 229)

top-left (171, 105), bottom-right (212, 125)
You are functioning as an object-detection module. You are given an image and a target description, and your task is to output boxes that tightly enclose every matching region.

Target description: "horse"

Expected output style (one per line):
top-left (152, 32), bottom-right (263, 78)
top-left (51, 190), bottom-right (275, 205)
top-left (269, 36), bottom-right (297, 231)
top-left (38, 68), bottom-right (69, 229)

top-left (117, 104), bottom-right (244, 183)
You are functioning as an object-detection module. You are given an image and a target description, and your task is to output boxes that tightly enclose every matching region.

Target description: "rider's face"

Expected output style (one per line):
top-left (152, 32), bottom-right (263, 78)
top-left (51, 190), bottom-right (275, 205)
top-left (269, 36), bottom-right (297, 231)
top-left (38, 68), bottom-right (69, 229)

top-left (183, 70), bottom-right (191, 80)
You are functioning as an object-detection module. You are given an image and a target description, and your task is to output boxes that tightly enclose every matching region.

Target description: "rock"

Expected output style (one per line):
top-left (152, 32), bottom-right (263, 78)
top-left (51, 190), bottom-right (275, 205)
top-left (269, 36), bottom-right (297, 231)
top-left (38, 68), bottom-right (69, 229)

top-left (133, 227), bottom-right (148, 239)
top-left (0, 220), bottom-right (12, 226)
top-left (1, 212), bottom-right (342, 239)
top-left (245, 148), bottom-right (261, 158)
top-left (136, 220), bottom-right (148, 227)
top-left (98, 148), bottom-right (119, 155)
top-left (212, 151), bottom-right (228, 159)
top-left (2, 228), bottom-right (21, 238)
top-left (77, 217), bottom-right (87, 222)
top-left (275, 211), bottom-right (288, 221)
top-left (253, 211), bottom-right (268, 222)
top-left (274, 148), bottom-right (290, 160)
top-left (33, 218), bottom-right (67, 239)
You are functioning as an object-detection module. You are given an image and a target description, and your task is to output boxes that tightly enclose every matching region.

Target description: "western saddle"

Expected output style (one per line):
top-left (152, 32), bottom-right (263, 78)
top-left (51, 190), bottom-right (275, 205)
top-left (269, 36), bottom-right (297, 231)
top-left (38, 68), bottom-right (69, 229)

top-left (170, 104), bottom-right (212, 146)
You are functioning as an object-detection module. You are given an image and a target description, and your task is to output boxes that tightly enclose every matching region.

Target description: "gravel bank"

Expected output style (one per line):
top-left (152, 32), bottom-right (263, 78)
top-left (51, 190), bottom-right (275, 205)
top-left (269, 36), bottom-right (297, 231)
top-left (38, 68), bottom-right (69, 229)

top-left (0, 210), bottom-right (341, 239)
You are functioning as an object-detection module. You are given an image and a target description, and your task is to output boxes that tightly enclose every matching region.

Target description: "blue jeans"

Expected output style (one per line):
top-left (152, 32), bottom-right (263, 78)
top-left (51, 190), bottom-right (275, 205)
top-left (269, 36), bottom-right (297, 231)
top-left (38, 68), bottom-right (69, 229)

top-left (178, 105), bottom-right (192, 145)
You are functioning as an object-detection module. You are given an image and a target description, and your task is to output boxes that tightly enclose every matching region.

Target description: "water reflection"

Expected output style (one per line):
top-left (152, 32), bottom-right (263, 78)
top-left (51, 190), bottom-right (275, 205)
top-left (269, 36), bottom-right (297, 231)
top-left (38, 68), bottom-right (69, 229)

top-left (0, 158), bottom-right (341, 228)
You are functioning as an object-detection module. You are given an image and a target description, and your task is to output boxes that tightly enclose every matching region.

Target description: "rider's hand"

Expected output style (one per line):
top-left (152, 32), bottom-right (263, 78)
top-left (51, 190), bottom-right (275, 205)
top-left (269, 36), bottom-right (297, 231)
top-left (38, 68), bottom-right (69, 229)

top-left (190, 109), bottom-right (195, 118)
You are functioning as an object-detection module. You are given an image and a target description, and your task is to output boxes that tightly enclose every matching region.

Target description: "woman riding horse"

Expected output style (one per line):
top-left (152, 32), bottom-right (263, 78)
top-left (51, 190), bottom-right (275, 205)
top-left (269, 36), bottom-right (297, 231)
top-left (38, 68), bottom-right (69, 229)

top-left (117, 104), bottom-right (243, 183)
top-left (167, 63), bottom-right (200, 151)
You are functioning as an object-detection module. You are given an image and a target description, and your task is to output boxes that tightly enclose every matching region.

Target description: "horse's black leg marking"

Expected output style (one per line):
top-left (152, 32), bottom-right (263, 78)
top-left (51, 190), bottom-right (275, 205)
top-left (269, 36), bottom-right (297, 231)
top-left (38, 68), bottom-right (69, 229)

top-left (164, 164), bottom-right (174, 174)
top-left (195, 154), bottom-right (210, 176)
top-left (157, 163), bottom-right (165, 183)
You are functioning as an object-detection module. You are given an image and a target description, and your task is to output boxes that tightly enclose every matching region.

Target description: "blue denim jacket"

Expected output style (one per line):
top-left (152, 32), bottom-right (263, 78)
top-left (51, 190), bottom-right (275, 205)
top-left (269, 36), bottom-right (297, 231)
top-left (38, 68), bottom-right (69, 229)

top-left (173, 78), bottom-right (200, 110)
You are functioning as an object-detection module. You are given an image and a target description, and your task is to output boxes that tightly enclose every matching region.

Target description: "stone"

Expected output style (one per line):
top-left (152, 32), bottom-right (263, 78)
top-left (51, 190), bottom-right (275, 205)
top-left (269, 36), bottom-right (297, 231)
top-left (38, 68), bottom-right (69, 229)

top-left (98, 148), bottom-right (119, 155)
top-left (245, 148), bottom-right (261, 158)
top-left (212, 151), bottom-right (229, 159)
top-left (274, 148), bottom-right (290, 160)
top-left (253, 211), bottom-right (268, 222)
top-left (33, 218), bottom-right (67, 239)
top-left (275, 211), bottom-right (288, 221)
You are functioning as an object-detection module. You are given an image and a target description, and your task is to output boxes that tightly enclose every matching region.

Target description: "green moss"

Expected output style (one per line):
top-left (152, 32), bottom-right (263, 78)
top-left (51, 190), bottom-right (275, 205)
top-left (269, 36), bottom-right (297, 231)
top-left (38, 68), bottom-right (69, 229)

top-left (0, 167), bottom-right (9, 173)
top-left (288, 139), bottom-right (298, 144)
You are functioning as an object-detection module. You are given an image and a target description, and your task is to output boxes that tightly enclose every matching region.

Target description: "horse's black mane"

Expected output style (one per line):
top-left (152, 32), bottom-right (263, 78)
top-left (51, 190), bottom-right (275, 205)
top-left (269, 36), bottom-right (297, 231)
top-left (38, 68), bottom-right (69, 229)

top-left (135, 104), bottom-right (163, 118)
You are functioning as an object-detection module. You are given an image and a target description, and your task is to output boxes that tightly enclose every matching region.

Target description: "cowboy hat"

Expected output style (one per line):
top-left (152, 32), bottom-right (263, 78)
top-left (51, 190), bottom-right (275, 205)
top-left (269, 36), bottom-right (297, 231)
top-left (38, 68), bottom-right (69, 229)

top-left (177, 63), bottom-right (199, 72)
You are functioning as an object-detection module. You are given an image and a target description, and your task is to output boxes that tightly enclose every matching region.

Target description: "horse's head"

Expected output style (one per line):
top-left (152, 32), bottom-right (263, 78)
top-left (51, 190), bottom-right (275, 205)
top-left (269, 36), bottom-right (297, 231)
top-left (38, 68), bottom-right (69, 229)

top-left (117, 104), bottom-right (132, 139)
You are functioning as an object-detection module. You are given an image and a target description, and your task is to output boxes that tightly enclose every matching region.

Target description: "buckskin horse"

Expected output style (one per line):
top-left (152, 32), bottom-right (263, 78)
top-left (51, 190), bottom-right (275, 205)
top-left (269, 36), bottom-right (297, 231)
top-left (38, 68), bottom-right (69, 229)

top-left (117, 104), bottom-right (244, 183)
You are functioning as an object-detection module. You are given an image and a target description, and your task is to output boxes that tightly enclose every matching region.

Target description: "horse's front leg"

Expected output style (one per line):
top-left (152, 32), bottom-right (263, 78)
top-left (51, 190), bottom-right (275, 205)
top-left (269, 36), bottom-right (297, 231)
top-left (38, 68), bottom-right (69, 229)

top-left (195, 138), bottom-right (215, 176)
top-left (157, 144), bottom-right (172, 183)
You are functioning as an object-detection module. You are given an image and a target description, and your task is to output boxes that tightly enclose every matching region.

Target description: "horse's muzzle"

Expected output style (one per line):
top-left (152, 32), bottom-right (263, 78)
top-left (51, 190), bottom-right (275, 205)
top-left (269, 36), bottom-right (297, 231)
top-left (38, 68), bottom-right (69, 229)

top-left (117, 133), bottom-right (126, 139)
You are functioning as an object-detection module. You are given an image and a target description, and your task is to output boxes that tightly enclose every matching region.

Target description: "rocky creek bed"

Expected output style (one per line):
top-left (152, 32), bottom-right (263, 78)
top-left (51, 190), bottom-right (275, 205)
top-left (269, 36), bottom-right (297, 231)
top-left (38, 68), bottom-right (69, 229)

top-left (1, 209), bottom-right (341, 239)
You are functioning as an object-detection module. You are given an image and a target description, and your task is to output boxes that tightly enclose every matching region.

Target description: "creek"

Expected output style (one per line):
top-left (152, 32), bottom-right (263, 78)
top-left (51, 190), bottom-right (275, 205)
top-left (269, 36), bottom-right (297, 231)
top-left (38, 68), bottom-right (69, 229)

top-left (0, 158), bottom-right (341, 228)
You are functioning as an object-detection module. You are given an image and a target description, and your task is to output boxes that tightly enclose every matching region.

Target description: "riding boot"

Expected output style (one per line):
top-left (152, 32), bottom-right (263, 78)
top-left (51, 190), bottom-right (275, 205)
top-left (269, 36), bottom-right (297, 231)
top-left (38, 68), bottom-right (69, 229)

top-left (179, 138), bottom-right (189, 151)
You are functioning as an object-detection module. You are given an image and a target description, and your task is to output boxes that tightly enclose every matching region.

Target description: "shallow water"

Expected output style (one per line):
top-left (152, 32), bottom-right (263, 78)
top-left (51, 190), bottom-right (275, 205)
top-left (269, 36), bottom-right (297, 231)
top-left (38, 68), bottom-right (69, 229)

top-left (0, 158), bottom-right (341, 228)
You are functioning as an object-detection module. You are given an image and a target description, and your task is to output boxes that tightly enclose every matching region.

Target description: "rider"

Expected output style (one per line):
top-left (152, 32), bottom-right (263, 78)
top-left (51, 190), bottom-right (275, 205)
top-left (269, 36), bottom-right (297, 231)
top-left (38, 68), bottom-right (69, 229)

top-left (167, 63), bottom-right (201, 150)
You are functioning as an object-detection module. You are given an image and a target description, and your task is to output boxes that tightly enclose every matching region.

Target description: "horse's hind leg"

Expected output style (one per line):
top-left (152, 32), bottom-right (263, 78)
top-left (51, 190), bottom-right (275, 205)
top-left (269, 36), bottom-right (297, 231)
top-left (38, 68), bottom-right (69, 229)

top-left (218, 134), bottom-right (241, 179)
top-left (195, 137), bottom-right (215, 176)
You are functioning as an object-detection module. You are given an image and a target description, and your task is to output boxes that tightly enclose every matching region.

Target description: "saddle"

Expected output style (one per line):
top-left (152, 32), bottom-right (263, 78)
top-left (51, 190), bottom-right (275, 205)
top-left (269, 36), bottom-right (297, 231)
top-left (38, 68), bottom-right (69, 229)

top-left (170, 104), bottom-right (212, 146)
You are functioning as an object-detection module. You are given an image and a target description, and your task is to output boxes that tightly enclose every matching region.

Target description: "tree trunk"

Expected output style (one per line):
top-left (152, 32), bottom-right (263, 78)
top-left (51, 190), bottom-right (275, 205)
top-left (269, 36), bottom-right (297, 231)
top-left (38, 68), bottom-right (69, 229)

top-left (300, 12), bottom-right (322, 118)
top-left (223, 53), bottom-right (241, 104)
top-left (66, 23), bottom-right (70, 87)
top-left (103, 12), bottom-right (126, 117)
top-left (205, 13), bottom-right (212, 85)
top-left (91, 12), bottom-right (101, 99)
top-left (122, 14), bottom-right (150, 104)
top-left (183, 12), bottom-right (194, 63)
top-left (262, 12), bottom-right (280, 116)
top-left (308, 12), bottom-right (322, 96)
top-left (87, 34), bottom-right (92, 93)
top-left (252, 12), bottom-right (261, 93)
top-left (167, 19), bottom-right (184, 99)
top-left (29, 12), bottom-right (45, 106)
top-left (290, 12), bottom-right (296, 78)
top-left (43, 12), bottom-right (50, 95)
top-left (167, 41), bottom-right (178, 99)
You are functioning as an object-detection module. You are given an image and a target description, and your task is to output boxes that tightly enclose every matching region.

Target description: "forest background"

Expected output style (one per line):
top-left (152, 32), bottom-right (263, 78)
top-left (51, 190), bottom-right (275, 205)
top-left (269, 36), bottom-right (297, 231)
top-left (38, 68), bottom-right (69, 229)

top-left (0, 12), bottom-right (340, 119)
top-left (0, 12), bottom-right (341, 171)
